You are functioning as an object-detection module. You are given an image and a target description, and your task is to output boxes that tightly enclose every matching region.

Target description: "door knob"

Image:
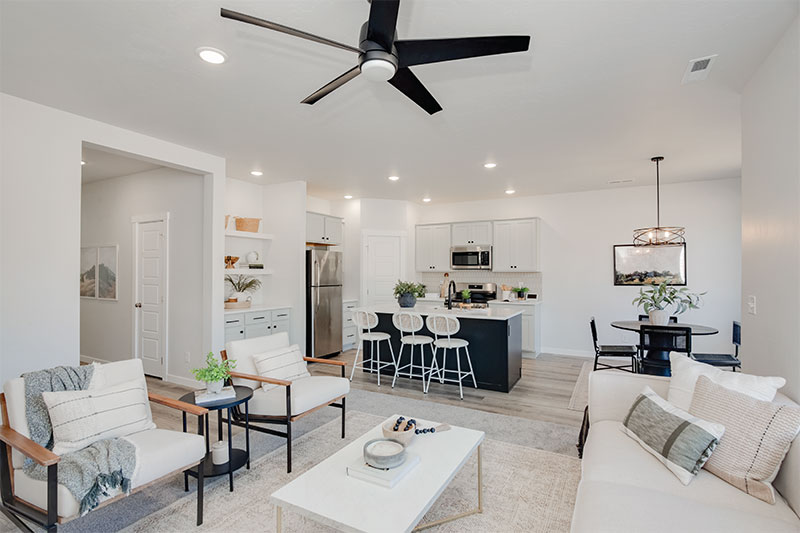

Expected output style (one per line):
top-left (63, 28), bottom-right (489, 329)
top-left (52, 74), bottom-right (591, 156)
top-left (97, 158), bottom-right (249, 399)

top-left (135, 302), bottom-right (142, 308)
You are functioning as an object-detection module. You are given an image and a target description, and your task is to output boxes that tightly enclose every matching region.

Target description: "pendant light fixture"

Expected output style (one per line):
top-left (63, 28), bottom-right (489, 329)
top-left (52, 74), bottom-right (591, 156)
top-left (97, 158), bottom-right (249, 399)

top-left (632, 156), bottom-right (685, 246)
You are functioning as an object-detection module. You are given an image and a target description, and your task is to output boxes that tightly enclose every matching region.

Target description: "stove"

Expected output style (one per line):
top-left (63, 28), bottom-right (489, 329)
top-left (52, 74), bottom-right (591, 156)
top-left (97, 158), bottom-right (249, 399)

top-left (451, 282), bottom-right (497, 303)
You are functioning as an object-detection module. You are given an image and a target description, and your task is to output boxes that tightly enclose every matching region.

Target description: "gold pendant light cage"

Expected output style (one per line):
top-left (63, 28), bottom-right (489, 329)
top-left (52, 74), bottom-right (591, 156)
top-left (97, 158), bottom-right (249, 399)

top-left (633, 156), bottom-right (685, 246)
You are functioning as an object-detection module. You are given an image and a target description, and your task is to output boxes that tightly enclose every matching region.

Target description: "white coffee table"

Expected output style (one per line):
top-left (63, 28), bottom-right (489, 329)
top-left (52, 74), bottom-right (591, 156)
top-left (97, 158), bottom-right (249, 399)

top-left (271, 415), bottom-right (485, 533)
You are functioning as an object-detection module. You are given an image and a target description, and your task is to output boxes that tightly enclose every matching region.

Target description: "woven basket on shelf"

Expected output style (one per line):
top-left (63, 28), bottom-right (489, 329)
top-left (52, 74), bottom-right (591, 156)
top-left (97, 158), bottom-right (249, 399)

top-left (234, 217), bottom-right (261, 233)
top-left (225, 215), bottom-right (230, 230)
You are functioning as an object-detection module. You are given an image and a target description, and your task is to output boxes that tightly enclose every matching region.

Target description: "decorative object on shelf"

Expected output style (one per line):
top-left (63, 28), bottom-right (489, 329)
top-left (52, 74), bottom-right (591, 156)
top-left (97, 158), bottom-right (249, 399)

top-left (632, 281), bottom-right (705, 325)
top-left (79, 244), bottom-right (118, 300)
top-left (363, 438), bottom-right (407, 470)
top-left (614, 243), bottom-right (687, 285)
top-left (632, 156), bottom-right (685, 246)
top-left (211, 440), bottom-right (229, 465)
top-left (225, 214), bottom-right (230, 230)
top-left (246, 250), bottom-right (260, 264)
top-left (191, 352), bottom-right (236, 394)
top-left (224, 300), bottom-right (251, 310)
top-left (225, 274), bottom-right (261, 303)
top-left (513, 287), bottom-right (529, 299)
top-left (394, 280), bottom-right (425, 308)
top-left (224, 255), bottom-right (239, 269)
top-left (461, 289), bottom-right (472, 304)
top-left (234, 216), bottom-right (261, 233)
top-left (501, 284), bottom-right (514, 301)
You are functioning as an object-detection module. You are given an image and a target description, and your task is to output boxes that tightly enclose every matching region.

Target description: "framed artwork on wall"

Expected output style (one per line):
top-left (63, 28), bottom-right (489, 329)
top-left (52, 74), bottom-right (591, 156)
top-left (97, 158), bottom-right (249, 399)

top-left (79, 245), bottom-right (119, 300)
top-left (613, 243), bottom-right (686, 286)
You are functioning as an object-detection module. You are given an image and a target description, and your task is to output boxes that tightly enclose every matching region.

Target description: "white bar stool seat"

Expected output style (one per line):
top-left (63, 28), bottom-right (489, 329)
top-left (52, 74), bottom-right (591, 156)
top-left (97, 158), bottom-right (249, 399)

top-left (350, 310), bottom-right (396, 386)
top-left (425, 314), bottom-right (477, 400)
top-left (391, 310), bottom-right (438, 393)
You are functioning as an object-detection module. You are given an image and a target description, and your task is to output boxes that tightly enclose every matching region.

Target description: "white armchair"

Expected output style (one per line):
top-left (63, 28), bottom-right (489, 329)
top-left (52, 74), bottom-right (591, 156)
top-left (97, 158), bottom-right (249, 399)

top-left (0, 359), bottom-right (208, 531)
top-left (221, 332), bottom-right (350, 473)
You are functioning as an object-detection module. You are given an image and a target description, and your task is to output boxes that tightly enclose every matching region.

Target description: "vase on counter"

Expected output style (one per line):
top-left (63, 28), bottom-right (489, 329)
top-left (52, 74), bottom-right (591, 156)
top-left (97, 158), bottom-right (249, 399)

top-left (398, 293), bottom-right (417, 308)
top-left (648, 309), bottom-right (670, 325)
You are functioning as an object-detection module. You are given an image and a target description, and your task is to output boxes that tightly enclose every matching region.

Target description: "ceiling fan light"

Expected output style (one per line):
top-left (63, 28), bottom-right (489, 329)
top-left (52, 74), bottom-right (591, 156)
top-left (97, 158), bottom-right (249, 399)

top-left (360, 59), bottom-right (397, 82)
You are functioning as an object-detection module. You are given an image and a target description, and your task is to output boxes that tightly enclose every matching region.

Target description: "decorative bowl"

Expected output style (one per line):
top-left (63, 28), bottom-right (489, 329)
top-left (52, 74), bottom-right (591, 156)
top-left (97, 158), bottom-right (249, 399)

top-left (381, 419), bottom-right (416, 447)
top-left (363, 438), bottom-right (406, 470)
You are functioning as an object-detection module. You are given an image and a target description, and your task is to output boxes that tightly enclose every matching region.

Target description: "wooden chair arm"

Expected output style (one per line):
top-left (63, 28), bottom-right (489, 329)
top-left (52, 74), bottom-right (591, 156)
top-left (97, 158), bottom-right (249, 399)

top-left (303, 357), bottom-right (346, 367)
top-left (229, 371), bottom-right (291, 387)
top-left (148, 392), bottom-right (208, 416)
top-left (0, 426), bottom-right (59, 466)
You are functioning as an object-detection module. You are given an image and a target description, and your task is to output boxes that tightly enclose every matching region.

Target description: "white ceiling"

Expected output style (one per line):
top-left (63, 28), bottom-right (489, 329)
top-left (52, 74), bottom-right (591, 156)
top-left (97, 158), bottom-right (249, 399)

top-left (81, 147), bottom-right (162, 183)
top-left (2, 1), bottom-right (796, 203)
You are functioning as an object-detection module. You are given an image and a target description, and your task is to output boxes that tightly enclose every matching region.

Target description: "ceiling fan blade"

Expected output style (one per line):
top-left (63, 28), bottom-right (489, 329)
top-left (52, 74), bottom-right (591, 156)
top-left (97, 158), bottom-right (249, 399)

top-left (366, 0), bottom-right (400, 51)
top-left (220, 8), bottom-right (361, 54)
top-left (387, 67), bottom-right (442, 115)
top-left (395, 35), bottom-right (530, 67)
top-left (301, 66), bottom-right (361, 105)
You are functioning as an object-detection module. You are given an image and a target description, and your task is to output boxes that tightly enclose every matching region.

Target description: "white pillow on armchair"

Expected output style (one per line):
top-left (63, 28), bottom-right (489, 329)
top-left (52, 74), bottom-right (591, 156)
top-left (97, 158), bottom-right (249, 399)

top-left (253, 344), bottom-right (311, 391)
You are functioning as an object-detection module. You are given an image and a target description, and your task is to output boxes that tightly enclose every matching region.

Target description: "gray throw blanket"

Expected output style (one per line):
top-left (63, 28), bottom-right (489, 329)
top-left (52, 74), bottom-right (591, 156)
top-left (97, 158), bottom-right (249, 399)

top-left (22, 365), bottom-right (137, 516)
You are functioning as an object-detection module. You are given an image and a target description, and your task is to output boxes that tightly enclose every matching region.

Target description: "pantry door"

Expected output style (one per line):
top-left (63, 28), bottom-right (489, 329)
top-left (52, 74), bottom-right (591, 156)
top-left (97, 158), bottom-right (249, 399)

top-left (362, 232), bottom-right (406, 306)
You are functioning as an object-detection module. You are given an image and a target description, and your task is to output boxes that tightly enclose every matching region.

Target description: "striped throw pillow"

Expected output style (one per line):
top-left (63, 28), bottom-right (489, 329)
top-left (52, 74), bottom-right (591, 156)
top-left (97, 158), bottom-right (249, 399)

top-left (253, 344), bottom-right (310, 392)
top-left (622, 386), bottom-right (725, 485)
top-left (690, 376), bottom-right (800, 504)
top-left (42, 379), bottom-right (156, 455)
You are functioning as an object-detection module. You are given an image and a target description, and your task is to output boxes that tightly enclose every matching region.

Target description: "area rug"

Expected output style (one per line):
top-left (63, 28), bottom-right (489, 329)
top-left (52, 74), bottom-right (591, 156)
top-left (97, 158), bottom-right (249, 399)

top-left (122, 411), bottom-right (581, 533)
top-left (568, 362), bottom-right (593, 411)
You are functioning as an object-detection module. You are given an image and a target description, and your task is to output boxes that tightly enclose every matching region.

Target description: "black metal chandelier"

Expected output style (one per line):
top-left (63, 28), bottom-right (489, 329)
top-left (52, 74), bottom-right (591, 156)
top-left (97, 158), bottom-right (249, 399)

top-left (633, 156), bottom-right (685, 246)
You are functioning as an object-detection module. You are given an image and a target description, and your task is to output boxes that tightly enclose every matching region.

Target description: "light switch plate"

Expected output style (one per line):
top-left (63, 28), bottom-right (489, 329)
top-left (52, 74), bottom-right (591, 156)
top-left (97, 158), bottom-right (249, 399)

top-left (747, 295), bottom-right (757, 315)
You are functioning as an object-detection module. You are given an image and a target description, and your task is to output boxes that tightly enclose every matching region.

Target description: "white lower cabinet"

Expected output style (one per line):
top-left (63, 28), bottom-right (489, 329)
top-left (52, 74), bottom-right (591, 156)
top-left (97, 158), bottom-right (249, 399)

top-left (491, 303), bottom-right (541, 355)
top-left (343, 300), bottom-right (358, 351)
top-left (224, 308), bottom-right (292, 344)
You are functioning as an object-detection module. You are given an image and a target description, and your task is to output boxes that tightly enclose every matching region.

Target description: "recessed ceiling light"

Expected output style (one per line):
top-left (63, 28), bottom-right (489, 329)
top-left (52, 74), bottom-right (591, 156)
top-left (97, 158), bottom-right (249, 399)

top-left (80, 160), bottom-right (86, 166)
top-left (388, 175), bottom-right (400, 181)
top-left (344, 195), bottom-right (353, 199)
top-left (484, 162), bottom-right (497, 169)
top-left (505, 189), bottom-right (515, 195)
top-left (197, 47), bottom-right (227, 64)
top-left (250, 170), bottom-right (263, 177)
top-left (423, 197), bottom-right (431, 203)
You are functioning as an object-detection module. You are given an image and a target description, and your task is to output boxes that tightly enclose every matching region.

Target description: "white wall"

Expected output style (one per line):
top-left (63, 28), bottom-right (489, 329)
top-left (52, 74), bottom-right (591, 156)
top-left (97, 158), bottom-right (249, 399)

top-left (331, 199), bottom-right (362, 301)
top-left (741, 18), bottom-right (800, 401)
top-left (0, 94), bottom-right (226, 386)
top-left (416, 178), bottom-right (742, 356)
top-left (80, 168), bottom-right (204, 382)
top-left (306, 195), bottom-right (332, 215)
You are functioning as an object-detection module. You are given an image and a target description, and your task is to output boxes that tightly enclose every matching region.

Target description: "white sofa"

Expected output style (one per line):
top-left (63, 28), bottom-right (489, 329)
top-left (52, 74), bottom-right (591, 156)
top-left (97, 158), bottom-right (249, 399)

top-left (571, 371), bottom-right (800, 532)
top-left (1, 359), bottom-right (207, 529)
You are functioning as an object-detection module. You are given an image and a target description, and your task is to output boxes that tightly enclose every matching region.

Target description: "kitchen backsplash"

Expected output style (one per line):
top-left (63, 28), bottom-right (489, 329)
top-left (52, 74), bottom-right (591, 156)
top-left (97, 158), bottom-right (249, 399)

top-left (417, 271), bottom-right (543, 301)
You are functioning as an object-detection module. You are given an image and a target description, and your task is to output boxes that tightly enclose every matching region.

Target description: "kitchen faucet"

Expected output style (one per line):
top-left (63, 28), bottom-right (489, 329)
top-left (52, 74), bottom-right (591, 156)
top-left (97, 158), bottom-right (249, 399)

top-left (446, 280), bottom-right (457, 310)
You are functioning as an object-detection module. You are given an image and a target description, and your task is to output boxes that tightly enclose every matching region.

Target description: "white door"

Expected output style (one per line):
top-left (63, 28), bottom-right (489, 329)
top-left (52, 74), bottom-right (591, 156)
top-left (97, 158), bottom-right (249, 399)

top-left (430, 225), bottom-right (451, 271)
top-left (365, 235), bottom-right (402, 305)
top-left (415, 226), bottom-right (431, 271)
top-left (324, 216), bottom-right (343, 245)
top-left (471, 222), bottom-right (493, 245)
top-left (451, 223), bottom-right (471, 246)
top-left (492, 221), bottom-right (514, 272)
top-left (306, 212), bottom-right (326, 243)
top-left (135, 220), bottom-right (166, 378)
top-left (514, 219), bottom-right (537, 271)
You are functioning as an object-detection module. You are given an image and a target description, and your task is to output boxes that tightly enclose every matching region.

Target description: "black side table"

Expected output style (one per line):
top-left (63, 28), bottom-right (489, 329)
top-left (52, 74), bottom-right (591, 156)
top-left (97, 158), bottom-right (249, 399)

top-left (180, 385), bottom-right (253, 492)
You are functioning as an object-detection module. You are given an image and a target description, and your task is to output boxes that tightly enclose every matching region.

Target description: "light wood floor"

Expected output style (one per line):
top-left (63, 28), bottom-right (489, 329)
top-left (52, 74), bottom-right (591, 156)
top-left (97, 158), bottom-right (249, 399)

top-left (147, 351), bottom-right (588, 431)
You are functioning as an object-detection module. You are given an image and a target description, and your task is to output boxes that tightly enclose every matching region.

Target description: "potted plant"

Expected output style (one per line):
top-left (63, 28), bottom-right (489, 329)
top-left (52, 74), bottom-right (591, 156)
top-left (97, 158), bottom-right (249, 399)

top-left (632, 281), bottom-right (705, 325)
top-left (225, 274), bottom-right (262, 303)
top-left (393, 280), bottom-right (425, 308)
top-left (514, 287), bottom-right (530, 300)
top-left (461, 289), bottom-right (472, 304)
top-left (191, 352), bottom-right (236, 394)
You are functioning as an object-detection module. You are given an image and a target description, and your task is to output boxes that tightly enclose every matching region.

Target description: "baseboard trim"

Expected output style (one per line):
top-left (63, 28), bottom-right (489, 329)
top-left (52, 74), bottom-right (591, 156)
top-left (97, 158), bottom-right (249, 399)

top-left (166, 374), bottom-right (202, 389)
top-left (540, 347), bottom-right (594, 358)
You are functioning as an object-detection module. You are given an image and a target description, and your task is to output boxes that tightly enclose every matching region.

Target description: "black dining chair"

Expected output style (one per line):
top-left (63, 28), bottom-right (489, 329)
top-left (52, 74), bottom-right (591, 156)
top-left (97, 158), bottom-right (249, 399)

top-left (590, 317), bottom-right (637, 372)
top-left (638, 325), bottom-right (692, 376)
top-left (638, 314), bottom-right (679, 323)
top-left (691, 321), bottom-right (742, 371)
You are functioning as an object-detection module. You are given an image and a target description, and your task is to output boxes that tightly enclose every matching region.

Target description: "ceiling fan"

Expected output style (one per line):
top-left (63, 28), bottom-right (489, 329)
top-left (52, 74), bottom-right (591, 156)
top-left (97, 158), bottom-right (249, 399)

top-left (220, 0), bottom-right (531, 115)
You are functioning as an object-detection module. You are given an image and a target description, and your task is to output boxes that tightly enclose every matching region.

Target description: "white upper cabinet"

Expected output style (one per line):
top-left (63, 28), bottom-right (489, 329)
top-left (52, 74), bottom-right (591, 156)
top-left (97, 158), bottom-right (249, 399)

top-left (306, 212), bottom-right (343, 245)
top-left (492, 218), bottom-right (540, 272)
top-left (451, 222), bottom-right (493, 246)
top-left (416, 224), bottom-right (451, 272)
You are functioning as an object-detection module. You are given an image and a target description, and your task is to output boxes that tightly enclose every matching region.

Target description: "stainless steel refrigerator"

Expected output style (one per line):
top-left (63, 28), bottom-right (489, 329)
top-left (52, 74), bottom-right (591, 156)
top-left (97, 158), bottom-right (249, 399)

top-left (306, 249), bottom-right (343, 357)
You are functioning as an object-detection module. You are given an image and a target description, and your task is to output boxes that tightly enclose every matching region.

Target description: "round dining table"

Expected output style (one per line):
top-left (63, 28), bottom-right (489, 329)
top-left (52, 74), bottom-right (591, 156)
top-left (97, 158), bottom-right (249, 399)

top-left (611, 320), bottom-right (719, 376)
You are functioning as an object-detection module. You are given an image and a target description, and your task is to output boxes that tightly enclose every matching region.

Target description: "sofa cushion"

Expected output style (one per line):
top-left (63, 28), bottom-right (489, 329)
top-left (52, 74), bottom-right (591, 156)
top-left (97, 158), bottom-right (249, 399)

top-left (690, 376), bottom-right (800, 504)
top-left (12, 429), bottom-right (204, 519)
top-left (582, 420), bottom-right (800, 526)
top-left (668, 353), bottom-right (785, 411)
top-left (248, 376), bottom-right (349, 417)
top-left (253, 344), bottom-right (310, 392)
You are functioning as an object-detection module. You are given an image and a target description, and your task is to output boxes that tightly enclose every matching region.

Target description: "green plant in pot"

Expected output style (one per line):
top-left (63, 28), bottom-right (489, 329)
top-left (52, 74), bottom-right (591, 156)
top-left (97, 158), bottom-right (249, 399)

top-left (461, 289), bottom-right (472, 304)
top-left (394, 280), bottom-right (425, 308)
top-left (225, 274), bottom-right (261, 303)
top-left (513, 287), bottom-right (529, 300)
top-left (192, 352), bottom-right (236, 394)
top-left (632, 281), bottom-right (705, 325)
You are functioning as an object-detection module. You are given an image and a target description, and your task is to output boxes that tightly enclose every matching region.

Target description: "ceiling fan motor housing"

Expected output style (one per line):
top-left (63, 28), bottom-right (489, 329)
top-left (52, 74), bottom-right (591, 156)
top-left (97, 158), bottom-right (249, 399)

top-left (358, 21), bottom-right (398, 81)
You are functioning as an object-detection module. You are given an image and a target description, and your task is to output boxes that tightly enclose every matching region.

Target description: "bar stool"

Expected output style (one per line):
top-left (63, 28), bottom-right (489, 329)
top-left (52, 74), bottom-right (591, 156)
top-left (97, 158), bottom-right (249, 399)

top-left (391, 310), bottom-right (438, 393)
top-left (425, 314), bottom-right (477, 399)
top-left (350, 310), bottom-right (396, 386)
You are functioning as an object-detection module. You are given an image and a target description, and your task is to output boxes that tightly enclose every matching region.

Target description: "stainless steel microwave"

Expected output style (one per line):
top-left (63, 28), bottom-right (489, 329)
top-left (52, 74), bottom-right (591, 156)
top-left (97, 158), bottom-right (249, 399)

top-left (450, 245), bottom-right (492, 270)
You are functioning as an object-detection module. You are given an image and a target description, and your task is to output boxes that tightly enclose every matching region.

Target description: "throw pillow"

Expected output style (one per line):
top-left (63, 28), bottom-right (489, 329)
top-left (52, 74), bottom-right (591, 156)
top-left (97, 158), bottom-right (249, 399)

top-left (689, 376), bottom-right (800, 504)
top-left (253, 344), bottom-right (310, 392)
top-left (668, 353), bottom-right (785, 411)
top-left (42, 379), bottom-right (155, 455)
top-left (621, 386), bottom-right (725, 485)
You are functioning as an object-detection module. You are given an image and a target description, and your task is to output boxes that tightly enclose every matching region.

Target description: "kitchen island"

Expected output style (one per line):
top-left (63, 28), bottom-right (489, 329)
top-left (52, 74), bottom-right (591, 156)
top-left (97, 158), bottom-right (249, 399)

top-left (361, 304), bottom-right (523, 392)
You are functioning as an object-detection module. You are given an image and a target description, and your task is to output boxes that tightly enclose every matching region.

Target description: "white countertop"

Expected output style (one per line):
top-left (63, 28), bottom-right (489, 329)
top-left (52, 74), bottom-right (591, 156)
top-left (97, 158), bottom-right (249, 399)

top-left (368, 303), bottom-right (523, 320)
top-left (416, 297), bottom-right (541, 306)
top-left (224, 304), bottom-right (290, 315)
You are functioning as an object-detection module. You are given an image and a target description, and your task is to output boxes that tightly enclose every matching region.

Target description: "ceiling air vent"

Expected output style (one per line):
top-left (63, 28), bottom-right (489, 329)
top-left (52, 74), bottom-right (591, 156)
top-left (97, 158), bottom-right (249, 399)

top-left (682, 54), bottom-right (718, 84)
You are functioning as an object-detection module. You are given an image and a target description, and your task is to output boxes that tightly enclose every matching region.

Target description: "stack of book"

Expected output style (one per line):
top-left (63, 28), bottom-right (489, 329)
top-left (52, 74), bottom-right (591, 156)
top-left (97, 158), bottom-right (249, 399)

top-left (346, 453), bottom-right (420, 488)
top-left (194, 386), bottom-right (236, 405)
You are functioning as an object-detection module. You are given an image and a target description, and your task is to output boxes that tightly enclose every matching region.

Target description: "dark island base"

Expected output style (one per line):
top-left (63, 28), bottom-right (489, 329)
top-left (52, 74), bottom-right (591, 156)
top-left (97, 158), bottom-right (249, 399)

top-left (363, 312), bottom-right (522, 393)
